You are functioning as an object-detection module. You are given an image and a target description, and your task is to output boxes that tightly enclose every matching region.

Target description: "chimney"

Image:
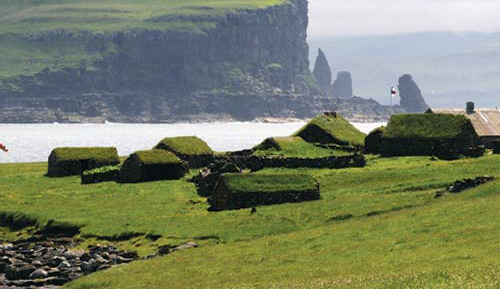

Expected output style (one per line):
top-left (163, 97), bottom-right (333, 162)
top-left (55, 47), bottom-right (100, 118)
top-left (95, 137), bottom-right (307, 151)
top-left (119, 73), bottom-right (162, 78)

top-left (466, 102), bottom-right (475, 114)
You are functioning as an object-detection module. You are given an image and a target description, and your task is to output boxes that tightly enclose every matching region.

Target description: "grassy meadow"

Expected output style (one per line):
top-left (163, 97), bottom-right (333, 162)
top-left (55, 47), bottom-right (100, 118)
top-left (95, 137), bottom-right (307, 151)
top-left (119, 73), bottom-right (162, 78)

top-left (0, 154), bottom-right (499, 288)
top-left (0, 0), bottom-right (286, 34)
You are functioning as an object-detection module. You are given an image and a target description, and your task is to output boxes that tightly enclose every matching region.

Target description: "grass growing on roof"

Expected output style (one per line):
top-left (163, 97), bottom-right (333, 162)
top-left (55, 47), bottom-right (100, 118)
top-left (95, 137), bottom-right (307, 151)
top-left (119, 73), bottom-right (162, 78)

top-left (383, 113), bottom-right (471, 139)
top-left (222, 173), bottom-right (318, 193)
top-left (294, 114), bottom-right (366, 147)
top-left (154, 136), bottom-right (213, 156)
top-left (52, 147), bottom-right (119, 162)
top-left (254, 137), bottom-right (352, 158)
top-left (133, 149), bottom-right (182, 165)
top-left (83, 165), bottom-right (120, 176)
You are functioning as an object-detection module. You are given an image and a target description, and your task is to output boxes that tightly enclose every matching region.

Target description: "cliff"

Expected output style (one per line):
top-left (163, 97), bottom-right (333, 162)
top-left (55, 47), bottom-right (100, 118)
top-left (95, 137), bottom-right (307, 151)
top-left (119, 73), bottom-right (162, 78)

top-left (398, 74), bottom-right (429, 113)
top-left (0, 0), bottom-right (393, 123)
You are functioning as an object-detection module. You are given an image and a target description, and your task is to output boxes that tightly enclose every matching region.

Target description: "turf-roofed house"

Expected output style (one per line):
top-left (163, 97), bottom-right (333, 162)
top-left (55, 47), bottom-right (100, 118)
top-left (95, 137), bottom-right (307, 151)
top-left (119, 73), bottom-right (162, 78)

top-left (381, 113), bottom-right (484, 159)
top-left (293, 112), bottom-right (366, 150)
top-left (209, 173), bottom-right (320, 211)
top-left (48, 147), bottom-right (120, 177)
top-left (429, 102), bottom-right (500, 150)
top-left (154, 136), bottom-right (214, 168)
top-left (119, 150), bottom-right (188, 183)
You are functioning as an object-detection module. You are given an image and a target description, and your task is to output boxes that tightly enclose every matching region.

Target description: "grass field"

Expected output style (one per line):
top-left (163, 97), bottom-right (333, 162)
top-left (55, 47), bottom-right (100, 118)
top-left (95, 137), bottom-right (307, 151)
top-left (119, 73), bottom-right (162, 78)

top-left (0, 0), bottom-right (286, 34)
top-left (0, 154), bottom-right (499, 288)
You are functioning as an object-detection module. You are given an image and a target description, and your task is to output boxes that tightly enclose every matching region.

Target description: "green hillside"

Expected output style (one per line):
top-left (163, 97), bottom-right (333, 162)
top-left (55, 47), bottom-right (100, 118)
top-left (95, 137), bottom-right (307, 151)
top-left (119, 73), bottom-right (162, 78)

top-left (0, 0), bottom-right (286, 34)
top-left (0, 155), bottom-right (499, 288)
top-left (0, 0), bottom-right (286, 79)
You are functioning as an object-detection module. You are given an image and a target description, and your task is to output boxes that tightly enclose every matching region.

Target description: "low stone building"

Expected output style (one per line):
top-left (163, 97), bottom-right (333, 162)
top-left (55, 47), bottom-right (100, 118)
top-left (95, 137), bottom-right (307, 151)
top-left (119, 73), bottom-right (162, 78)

top-left (119, 150), bottom-right (188, 183)
top-left (430, 102), bottom-right (500, 149)
top-left (209, 173), bottom-right (320, 211)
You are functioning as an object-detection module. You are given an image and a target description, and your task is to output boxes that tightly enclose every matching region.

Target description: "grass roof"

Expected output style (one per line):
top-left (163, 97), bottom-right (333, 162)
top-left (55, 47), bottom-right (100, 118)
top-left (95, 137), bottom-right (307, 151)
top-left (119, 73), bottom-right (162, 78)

top-left (83, 165), bottom-right (120, 176)
top-left (155, 136), bottom-right (213, 156)
top-left (221, 173), bottom-right (318, 194)
top-left (132, 150), bottom-right (182, 165)
top-left (52, 147), bottom-right (119, 162)
top-left (293, 114), bottom-right (366, 146)
top-left (254, 137), bottom-right (351, 158)
top-left (383, 114), bottom-right (472, 139)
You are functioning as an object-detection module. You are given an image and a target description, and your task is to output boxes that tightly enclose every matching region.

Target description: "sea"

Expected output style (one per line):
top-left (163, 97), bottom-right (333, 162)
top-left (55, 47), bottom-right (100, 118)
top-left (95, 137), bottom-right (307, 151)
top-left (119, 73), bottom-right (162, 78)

top-left (0, 122), bottom-right (385, 163)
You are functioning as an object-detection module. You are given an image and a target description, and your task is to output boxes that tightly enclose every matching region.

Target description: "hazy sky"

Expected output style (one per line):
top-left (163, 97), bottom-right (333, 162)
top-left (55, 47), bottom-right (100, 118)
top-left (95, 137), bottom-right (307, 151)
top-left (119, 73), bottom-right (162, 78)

top-left (309, 0), bottom-right (500, 38)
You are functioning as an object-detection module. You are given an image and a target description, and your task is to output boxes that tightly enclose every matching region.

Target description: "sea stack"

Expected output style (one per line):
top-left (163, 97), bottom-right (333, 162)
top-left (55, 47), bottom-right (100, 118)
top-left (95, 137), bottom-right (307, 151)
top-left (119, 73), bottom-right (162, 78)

top-left (312, 48), bottom-right (333, 91)
top-left (332, 71), bottom-right (353, 99)
top-left (398, 74), bottom-right (429, 113)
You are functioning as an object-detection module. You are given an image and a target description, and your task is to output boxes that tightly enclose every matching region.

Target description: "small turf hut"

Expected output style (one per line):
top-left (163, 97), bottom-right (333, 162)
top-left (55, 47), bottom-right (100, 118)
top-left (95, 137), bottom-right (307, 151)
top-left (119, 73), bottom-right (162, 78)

top-left (293, 112), bottom-right (365, 149)
top-left (364, 126), bottom-right (385, 154)
top-left (154, 136), bottom-right (213, 168)
top-left (48, 147), bottom-right (119, 177)
top-left (119, 150), bottom-right (188, 183)
top-left (209, 173), bottom-right (320, 211)
top-left (381, 114), bottom-right (483, 159)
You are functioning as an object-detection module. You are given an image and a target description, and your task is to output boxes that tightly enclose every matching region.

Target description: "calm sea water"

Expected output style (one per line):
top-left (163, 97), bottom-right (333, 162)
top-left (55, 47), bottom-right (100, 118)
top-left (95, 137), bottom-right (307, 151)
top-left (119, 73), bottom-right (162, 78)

top-left (0, 122), bottom-right (385, 163)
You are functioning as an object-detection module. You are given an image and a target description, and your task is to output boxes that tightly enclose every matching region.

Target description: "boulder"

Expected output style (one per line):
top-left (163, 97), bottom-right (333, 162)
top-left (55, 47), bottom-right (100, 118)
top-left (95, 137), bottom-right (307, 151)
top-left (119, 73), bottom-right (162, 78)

top-left (28, 268), bottom-right (48, 279)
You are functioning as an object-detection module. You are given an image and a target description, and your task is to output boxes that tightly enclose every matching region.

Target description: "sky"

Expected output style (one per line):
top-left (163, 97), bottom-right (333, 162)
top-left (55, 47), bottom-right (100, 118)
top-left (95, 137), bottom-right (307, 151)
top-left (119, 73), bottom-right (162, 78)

top-left (308, 0), bottom-right (500, 38)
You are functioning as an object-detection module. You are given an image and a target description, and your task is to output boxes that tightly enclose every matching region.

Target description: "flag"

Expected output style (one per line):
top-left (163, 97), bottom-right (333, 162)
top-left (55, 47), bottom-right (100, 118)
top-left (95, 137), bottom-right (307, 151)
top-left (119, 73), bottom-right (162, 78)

top-left (0, 142), bottom-right (8, 152)
top-left (391, 86), bottom-right (397, 97)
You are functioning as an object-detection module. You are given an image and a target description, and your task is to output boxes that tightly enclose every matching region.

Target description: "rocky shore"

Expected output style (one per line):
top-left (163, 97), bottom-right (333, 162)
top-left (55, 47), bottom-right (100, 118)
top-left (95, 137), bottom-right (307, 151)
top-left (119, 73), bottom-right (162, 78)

top-left (0, 237), bottom-right (198, 288)
top-left (0, 238), bottom-right (137, 288)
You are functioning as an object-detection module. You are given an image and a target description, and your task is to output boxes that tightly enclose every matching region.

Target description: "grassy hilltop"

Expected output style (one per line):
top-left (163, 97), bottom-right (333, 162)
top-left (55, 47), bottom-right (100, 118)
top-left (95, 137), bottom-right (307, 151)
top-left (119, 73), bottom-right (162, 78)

top-left (0, 155), bottom-right (499, 288)
top-left (0, 0), bottom-right (286, 34)
top-left (0, 0), bottom-right (287, 79)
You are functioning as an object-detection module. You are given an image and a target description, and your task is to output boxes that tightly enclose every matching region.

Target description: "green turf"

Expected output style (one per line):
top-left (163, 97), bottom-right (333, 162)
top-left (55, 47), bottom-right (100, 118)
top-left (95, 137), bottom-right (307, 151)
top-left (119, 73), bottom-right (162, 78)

top-left (254, 137), bottom-right (352, 158)
top-left (222, 173), bottom-right (318, 194)
top-left (383, 113), bottom-right (471, 139)
top-left (0, 0), bottom-right (286, 80)
top-left (66, 179), bottom-right (500, 288)
top-left (83, 165), bottom-right (120, 176)
top-left (0, 155), bottom-right (499, 288)
top-left (0, 0), bottom-right (286, 34)
top-left (294, 114), bottom-right (366, 147)
top-left (154, 136), bottom-right (213, 156)
top-left (129, 149), bottom-right (182, 165)
top-left (51, 147), bottom-right (119, 162)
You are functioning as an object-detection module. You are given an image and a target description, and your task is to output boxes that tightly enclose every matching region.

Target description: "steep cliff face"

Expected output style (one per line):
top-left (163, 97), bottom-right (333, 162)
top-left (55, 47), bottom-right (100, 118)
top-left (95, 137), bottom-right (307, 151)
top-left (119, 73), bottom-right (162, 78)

top-left (0, 0), bottom-right (331, 122)
top-left (331, 71), bottom-right (353, 99)
top-left (398, 74), bottom-right (429, 113)
top-left (0, 0), bottom-right (311, 97)
top-left (0, 0), bottom-right (395, 123)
